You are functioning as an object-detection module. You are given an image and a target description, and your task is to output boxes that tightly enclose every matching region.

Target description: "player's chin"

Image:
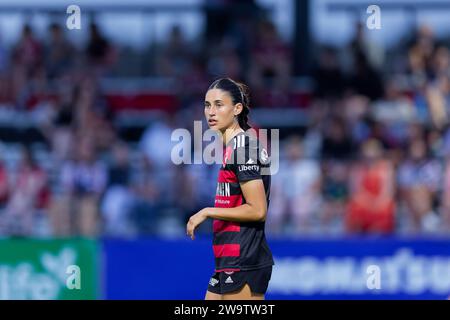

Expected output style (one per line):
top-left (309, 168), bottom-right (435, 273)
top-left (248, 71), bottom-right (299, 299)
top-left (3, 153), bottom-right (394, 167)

top-left (207, 122), bottom-right (222, 131)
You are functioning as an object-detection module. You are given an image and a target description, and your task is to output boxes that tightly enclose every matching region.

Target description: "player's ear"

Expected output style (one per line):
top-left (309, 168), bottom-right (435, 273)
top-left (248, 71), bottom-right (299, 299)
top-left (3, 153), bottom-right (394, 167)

top-left (234, 103), bottom-right (243, 116)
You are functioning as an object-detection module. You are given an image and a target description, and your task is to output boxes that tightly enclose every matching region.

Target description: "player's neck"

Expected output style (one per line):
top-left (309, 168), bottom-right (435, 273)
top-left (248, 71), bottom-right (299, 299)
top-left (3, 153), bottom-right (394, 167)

top-left (222, 126), bottom-right (244, 146)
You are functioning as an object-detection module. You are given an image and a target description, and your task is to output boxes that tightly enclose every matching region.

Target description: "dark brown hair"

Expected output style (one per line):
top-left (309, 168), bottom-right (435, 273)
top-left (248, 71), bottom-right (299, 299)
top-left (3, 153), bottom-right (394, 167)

top-left (208, 78), bottom-right (251, 131)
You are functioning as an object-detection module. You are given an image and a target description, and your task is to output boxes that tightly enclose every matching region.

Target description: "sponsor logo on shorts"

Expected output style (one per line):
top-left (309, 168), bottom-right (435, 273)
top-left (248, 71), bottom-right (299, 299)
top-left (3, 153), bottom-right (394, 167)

top-left (209, 277), bottom-right (219, 287)
top-left (225, 276), bottom-right (234, 284)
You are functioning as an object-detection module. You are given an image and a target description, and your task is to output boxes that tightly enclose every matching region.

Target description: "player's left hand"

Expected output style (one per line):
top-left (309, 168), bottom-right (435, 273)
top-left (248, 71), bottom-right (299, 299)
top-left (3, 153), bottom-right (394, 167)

top-left (186, 208), bottom-right (208, 240)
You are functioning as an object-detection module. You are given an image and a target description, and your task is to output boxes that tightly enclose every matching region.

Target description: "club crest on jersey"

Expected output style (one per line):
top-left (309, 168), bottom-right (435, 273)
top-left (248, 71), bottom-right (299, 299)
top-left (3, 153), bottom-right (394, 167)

top-left (260, 148), bottom-right (269, 164)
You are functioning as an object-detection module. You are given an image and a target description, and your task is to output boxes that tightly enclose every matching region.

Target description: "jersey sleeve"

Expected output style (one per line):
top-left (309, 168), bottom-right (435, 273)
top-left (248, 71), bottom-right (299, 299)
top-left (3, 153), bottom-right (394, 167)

top-left (234, 135), bottom-right (262, 182)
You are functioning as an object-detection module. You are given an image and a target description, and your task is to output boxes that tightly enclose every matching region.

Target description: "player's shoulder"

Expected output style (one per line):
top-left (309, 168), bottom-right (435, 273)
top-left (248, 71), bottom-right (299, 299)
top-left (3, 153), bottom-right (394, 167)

top-left (231, 132), bottom-right (259, 150)
top-left (229, 132), bottom-right (248, 150)
top-left (232, 132), bottom-right (270, 166)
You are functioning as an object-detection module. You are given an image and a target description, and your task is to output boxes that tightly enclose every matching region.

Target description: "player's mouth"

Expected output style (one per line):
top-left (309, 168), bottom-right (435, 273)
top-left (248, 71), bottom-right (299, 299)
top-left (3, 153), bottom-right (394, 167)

top-left (208, 119), bottom-right (218, 126)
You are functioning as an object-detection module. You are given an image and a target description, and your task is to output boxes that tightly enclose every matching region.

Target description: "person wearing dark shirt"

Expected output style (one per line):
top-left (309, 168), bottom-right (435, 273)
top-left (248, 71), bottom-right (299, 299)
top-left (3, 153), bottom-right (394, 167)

top-left (186, 78), bottom-right (274, 300)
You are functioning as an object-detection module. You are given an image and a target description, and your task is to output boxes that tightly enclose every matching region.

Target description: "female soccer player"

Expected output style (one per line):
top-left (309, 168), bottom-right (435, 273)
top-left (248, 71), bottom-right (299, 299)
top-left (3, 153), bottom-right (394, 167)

top-left (186, 78), bottom-right (274, 300)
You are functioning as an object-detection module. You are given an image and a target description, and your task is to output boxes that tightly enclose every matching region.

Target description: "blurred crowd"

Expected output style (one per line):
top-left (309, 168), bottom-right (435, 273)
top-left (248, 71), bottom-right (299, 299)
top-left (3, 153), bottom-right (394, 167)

top-left (270, 23), bottom-right (450, 236)
top-left (1, 6), bottom-right (450, 238)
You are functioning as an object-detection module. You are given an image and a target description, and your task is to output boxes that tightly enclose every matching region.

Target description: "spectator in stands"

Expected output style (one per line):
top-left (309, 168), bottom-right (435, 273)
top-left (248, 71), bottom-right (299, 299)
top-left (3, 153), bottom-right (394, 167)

top-left (45, 23), bottom-right (74, 79)
top-left (431, 45), bottom-right (450, 80)
top-left (398, 137), bottom-right (442, 232)
top-left (46, 84), bottom-right (76, 165)
top-left (128, 152), bottom-right (164, 235)
top-left (2, 146), bottom-right (49, 236)
top-left (155, 25), bottom-right (192, 78)
top-left (441, 125), bottom-right (450, 156)
top-left (321, 116), bottom-right (354, 160)
top-left (0, 72), bottom-right (10, 105)
top-left (371, 79), bottom-right (416, 129)
top-left (249, 19), bottom-right (291, 107)
top-left (0, 158), bottom-right (8, 209)
top-left (426, 74), bottom-right (450, 130)
top-left (101, 140), bottom-right (135, 236)
top-left (313, 46), bottom-right (346, 100)
top-left (11, 25), bottom-right (43, 108)
top-left (408, 44), bottom-right (429, 90)
top-left (0, 30), bottom-right (7, 73)
top-left (12, 24), bottom-right (43, 76)
top-left (207, 40), bottom-right (242, 82)
top-left (426, 127), bottom-right (444, 158)
top-left (53, 136), bottom-right (107, 237)
top-left (347, 51), bottom-right (384, 100)
top-left (72, 75), bottom-right (114, 153)
top-left (203, 0), bottom-right (262, 63)
top-left (345, 139), bottom-right (396, 234)
top-left (178, 57), bottom-right (209, 107)
top-left (409, 25), bottom-right (435, 75)
top-left (320, 160), bottom-right (348, 233)
top-left (348, 21), bottom-right (385, 72)
top-left (268, 135), bottom-right (322, 234)
top-left (440, 156), bottom-right (450, 233)
top-left (139, 114), bottom-right (175, 172)
top-left (0, 30), bottom-right (11, 105)
top-left (86, 23), bottom-right (117, 73)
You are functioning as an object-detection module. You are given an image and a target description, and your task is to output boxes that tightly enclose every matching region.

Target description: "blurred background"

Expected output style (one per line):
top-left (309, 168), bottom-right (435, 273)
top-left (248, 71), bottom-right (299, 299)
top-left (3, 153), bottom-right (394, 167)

top-left (0, 0), bottom-right (450, 300)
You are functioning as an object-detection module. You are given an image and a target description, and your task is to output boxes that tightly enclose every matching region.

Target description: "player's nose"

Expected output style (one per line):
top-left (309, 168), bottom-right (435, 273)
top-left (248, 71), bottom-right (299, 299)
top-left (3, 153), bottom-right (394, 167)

top-left (207, 106), bottom-right (216, 116)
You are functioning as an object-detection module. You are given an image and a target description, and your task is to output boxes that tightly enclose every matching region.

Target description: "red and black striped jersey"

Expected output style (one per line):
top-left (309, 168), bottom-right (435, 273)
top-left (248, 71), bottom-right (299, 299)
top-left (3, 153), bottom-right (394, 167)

top-left (212, 131), bottom-right (274, 272)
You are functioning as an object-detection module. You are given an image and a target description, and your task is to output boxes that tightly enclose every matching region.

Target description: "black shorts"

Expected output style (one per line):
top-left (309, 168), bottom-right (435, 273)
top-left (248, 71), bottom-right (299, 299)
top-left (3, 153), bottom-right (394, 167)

top-left (207, 266), bottom-right (272, 295)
